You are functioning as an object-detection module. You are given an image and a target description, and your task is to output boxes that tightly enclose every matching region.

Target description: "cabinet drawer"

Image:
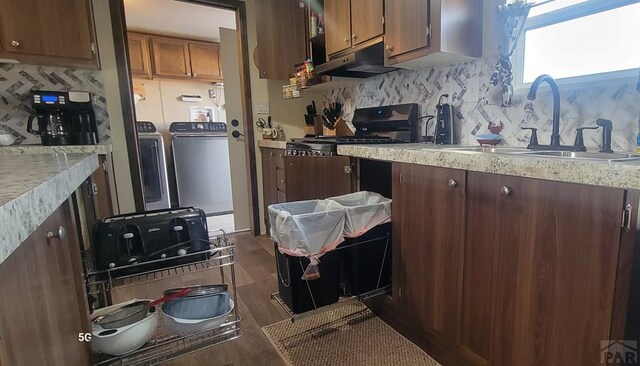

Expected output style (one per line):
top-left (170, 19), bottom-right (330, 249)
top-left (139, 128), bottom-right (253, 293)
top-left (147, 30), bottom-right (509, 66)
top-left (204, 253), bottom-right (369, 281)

top-left (276, 168), bottom-right (286, 192)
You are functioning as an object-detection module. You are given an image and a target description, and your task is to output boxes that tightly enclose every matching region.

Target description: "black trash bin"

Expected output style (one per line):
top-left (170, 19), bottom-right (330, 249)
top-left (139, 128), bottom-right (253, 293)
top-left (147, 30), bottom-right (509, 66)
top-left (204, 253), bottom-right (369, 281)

top-left (275, 243), bottom-right (342, 314)
top-left (340, 222), bottom-right (392, 296)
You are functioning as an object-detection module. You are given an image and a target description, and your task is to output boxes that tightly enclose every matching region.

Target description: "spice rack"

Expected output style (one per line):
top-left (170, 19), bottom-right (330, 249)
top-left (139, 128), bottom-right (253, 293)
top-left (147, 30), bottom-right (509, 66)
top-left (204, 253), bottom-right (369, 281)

top-left (83, 230), bottom-right (242, 366)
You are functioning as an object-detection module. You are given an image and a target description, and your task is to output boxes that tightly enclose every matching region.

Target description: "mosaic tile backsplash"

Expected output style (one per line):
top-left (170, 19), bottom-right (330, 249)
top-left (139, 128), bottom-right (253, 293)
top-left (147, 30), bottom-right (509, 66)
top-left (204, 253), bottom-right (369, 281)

top-left (325, 56), bottom-right (640, 152)
top-left (0, 63), bottom-right (110, 145)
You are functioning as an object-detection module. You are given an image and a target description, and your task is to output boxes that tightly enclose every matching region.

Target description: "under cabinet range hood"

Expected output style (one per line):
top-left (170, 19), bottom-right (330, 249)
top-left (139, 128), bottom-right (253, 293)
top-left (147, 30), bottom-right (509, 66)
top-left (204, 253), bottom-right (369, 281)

top-left (315, 41), bottom-right (398, 78)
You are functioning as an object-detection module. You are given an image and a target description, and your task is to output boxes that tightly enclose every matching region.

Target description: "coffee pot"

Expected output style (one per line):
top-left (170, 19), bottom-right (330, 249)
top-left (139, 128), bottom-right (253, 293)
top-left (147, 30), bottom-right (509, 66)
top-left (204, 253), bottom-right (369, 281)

top-left (27, 91), bottom-right (99, 146)
top-left (27, 111), bottom-right (74, 145)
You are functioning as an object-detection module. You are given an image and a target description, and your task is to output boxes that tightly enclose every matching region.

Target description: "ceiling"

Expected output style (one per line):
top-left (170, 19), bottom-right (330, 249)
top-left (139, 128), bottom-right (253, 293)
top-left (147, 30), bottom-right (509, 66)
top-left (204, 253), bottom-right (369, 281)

top-left (123, 0), bottom-right (236, 41)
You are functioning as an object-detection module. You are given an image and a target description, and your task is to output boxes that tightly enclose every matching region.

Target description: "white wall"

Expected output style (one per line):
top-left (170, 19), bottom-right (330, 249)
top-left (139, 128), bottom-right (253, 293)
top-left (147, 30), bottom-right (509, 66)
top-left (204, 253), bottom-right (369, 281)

top-left (93, 0), bottom-right (136, 214)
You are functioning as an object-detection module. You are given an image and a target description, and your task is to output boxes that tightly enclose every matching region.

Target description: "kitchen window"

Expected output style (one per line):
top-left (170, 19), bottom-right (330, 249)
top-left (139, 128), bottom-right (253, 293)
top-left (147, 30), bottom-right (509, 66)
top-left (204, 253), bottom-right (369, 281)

top-left (515, 0), bottom-right (640, 86)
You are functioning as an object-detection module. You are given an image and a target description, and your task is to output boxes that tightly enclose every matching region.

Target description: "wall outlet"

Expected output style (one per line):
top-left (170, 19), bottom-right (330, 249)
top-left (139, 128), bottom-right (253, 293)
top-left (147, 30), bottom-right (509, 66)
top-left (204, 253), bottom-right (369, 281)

top-left (257, 102), bottom-right (270, 114)
top-left (208, 89), bottom-right (216, 98)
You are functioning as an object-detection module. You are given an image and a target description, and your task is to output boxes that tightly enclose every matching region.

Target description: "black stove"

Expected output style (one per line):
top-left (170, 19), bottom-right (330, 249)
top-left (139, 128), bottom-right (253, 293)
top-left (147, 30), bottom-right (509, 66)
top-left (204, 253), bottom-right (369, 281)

top-left (286, 104), bottom-right (419, 156)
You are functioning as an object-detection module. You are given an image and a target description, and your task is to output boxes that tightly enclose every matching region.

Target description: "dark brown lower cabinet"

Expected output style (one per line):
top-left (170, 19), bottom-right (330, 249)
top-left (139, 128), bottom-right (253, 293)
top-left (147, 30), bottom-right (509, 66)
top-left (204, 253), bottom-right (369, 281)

top-left (384, 163), bottom-right (637, 366)
top-left (261, 148), bottom-right (286, 233)
top-left (283, 155), bottom-right (353, 202)
top-left (0, 199), bottom-right (91, 366)
top-left (462, 172), bottom-right (628, 366)
top-left (392, 163), bottom-right (466, 341)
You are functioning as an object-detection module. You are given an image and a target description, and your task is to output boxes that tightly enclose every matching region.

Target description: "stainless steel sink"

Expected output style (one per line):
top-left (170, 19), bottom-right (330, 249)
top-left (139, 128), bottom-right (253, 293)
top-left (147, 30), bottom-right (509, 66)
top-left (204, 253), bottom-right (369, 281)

top-left (518, 151), bottom-right (640, 162)
top-left (435, 146), bottom-right (530, 154)
top-left (420, 145), bottom-right (640, 163)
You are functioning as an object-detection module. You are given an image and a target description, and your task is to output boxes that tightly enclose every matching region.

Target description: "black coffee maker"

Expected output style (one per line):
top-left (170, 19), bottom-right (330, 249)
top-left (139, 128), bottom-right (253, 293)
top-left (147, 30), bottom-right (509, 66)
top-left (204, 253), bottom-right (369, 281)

top-left (27, 91), bottom-right (99, 146)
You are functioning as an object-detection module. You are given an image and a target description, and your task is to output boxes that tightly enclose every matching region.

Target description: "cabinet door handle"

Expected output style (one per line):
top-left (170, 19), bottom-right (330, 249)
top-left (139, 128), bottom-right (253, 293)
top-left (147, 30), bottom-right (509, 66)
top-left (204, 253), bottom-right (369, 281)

top-left (448, 179), bottom-right (458, 188)
top-left (270, 152), bottom-right (275, 156)
top-left (186, 72), bottom-right (192, 76)
top-left (46, 226), bottom-right (66, 241)
top-left (193, 73), bottom-right (197, 77)
top-left (500, 186), bottom-right (513, 197)
top-left (343, 37), bottom-right (350, 43)
top-left (385, 45), bottom-right (394, 55)
top-left (10, 40), bottom-right (20, 47)
top-left (623, 203), bottom-right (633, 232)
top-left (352, 34), bottom-right (358, 40)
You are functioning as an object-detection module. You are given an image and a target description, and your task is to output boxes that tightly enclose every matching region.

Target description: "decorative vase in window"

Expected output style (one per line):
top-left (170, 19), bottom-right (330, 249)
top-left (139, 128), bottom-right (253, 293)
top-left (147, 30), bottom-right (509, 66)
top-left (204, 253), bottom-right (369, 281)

top-left (490, 0), bottom-right (533, 107)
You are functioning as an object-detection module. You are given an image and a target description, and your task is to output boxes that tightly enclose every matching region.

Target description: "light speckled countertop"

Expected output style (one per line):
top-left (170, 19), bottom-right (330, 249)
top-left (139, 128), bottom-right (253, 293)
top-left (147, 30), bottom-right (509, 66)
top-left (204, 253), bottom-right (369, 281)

top-left (0, 143), bottom-right (112, 155)
top-left (258, 140), bottom-right (287, 149)
top-left (337, 144), bottom-right (640, 190)
top-left (0, 153), bottom-right (99, 265)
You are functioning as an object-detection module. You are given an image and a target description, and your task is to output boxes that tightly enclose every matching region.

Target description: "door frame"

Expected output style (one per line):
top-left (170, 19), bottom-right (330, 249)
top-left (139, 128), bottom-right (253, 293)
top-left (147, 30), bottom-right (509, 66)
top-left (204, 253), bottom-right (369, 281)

top-left (108, 0), bottom-right (260, 235)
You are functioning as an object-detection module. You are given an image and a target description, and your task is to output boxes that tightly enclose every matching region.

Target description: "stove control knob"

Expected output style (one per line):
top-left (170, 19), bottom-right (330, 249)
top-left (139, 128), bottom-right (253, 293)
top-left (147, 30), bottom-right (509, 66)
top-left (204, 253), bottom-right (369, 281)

top-left (108, 262), bottom-right (116, 268)
top-left (160, 253), bottom-right (167, 259)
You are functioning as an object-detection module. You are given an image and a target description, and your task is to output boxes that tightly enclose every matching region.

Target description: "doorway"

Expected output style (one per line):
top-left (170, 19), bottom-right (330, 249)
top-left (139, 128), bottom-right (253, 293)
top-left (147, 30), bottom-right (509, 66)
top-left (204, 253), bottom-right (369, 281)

top-left (110, 0), bottom-right (259, 234)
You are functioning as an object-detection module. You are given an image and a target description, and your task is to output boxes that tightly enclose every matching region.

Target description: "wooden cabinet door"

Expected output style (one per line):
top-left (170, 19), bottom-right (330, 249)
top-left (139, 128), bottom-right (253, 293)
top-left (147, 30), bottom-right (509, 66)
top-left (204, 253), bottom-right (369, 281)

top-left (350, 0), bottom-right (384, 46)
top-left (284, 156), bottom-right (352, 202)
top-left (324, 0), bottom-right (352, 55)
top-left (384, 0), bottom-right (430, 58)
top-left (392, 163), bottom-right (465, 341)
top-left (462, 172), bottom-right (625, 365)
top-left (255, 0), bottom-right (307, 80)
top-left (189, 41), bottom-right (222, 81)
top-left (151, 36), bottom-right (192, 79)
top-left (0, 201), bottom-right (90, 365)
top-left (0, 0), bottom-right (96, 67)
top-left (128, 33), bottom-right (152, 79)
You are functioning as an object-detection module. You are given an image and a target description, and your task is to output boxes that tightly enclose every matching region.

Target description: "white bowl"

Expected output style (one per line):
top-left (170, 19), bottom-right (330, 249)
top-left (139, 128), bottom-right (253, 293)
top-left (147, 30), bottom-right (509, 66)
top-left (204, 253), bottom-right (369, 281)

top-left (162, 299), bottom-right (234, 336)
top-left (0, 133), bottom-right (16, 146)
top-left (91, 299), bottom-right (158, 356)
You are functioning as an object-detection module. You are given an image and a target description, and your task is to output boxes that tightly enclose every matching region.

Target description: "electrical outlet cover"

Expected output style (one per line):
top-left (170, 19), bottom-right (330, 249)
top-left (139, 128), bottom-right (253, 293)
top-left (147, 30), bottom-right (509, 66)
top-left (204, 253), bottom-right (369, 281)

top-left (208, 89), bottom-right (216, 98)
top-left (257, 103), bottom-right (270, 114)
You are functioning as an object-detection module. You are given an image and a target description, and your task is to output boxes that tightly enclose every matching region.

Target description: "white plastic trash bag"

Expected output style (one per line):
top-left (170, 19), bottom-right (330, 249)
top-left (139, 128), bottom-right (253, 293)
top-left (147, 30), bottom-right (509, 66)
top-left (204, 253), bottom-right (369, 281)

top-left (268, 199), bottom-right (346, 258)
top-left (328, 191), bottom-right (391, 238)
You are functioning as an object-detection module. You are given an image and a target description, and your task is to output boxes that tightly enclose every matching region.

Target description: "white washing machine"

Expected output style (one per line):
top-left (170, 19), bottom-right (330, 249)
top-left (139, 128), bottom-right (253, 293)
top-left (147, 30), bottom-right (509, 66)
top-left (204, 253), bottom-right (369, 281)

top-left (137, 121), bottom-right (171, 210)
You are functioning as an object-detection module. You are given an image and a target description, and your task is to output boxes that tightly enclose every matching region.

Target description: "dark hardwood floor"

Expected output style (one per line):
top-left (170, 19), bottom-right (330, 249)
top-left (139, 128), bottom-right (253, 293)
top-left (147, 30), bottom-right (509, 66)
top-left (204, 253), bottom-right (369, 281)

top-left (164, 232), bottom-right (288, 366)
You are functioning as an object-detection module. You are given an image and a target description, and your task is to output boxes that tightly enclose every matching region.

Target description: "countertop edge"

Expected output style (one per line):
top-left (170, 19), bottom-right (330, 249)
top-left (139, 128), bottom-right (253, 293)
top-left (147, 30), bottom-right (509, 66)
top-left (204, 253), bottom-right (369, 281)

top-left (337, 145), bottom-right (640, 191)
top-left (258, 140), bottom-right (287, 149)
top-left (0, 154), bottom-right (99, 265)
top-left (0, 143), bottom-right (112, 155)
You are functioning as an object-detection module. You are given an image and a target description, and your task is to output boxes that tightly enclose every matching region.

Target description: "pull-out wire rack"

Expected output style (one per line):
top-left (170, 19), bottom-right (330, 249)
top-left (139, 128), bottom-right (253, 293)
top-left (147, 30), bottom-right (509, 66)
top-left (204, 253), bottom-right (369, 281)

top-left (83, 230), bottom-right (241, 366)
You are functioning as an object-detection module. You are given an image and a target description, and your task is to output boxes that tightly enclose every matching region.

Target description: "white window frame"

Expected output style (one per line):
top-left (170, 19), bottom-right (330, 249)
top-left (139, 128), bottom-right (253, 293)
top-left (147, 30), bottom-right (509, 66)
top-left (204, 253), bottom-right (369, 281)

top-left (513, 0), bottom-right (640, 91)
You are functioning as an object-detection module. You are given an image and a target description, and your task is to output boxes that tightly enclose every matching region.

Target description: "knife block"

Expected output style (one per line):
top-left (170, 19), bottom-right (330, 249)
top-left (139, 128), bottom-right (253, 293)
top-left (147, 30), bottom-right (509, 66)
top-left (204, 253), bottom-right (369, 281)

top-left (335, 118), bottom-right (354, 137)
top-left (313, 116), bottom-right (324, 136)
top-left (323, 126), bottom-right (337, 136)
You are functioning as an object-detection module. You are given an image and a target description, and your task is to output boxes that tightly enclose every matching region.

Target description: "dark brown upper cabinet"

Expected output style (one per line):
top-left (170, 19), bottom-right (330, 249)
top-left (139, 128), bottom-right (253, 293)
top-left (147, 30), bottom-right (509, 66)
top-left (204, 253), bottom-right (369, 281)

top-left (128, 32), bottom-right (152, 79)
top-left (325, 0), bottom-right (384, 57)
top-left (384, 0), bottom-right (483, 68)
top-left (350, 0), bottom-right (384, 46)
top-left (0, 0), bottom-right (98, 69)
top-left (325, 0), bottom-right (352, 55)
top-left (255, 0), bottom-right (308, 80)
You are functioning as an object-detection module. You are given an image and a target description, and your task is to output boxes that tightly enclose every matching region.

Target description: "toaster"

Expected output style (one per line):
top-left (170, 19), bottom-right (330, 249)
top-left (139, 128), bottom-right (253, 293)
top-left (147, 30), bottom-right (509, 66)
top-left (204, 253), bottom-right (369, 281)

top-left (92, 207), bottom-right (210, 277)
